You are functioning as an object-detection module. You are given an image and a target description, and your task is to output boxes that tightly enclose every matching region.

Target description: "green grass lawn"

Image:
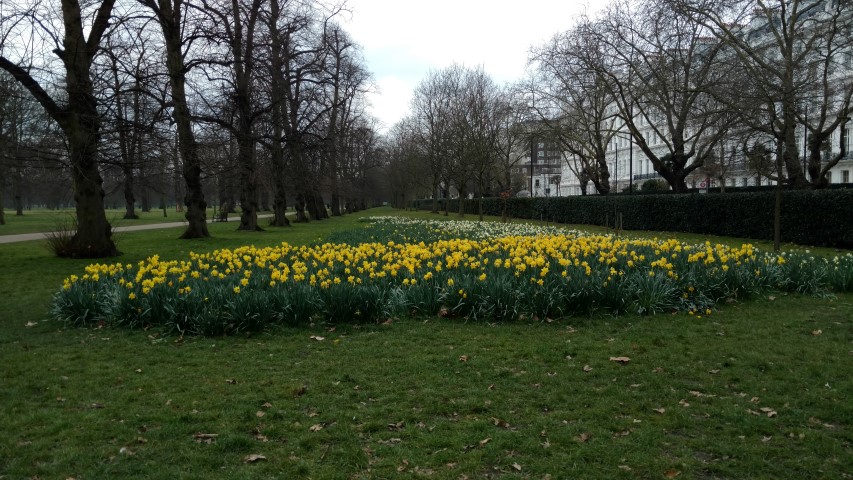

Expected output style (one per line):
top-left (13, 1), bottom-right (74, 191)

top-left (1, 207), bottom-right (851, 479)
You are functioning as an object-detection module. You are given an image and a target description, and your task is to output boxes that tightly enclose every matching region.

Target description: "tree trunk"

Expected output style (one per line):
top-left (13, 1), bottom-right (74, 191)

top-left (0, 165), bottom-right (5, 225)
top-left (294, 193), bottom-right (308, 222)
top-left (236, 131), bottom-right (261, 231)
top-left (305, 190), bottom-right (321, 220)
top-left (67, 127), bottom-right (118, 257)
top-left (123, 164), bottom-right (138, 219)
top-left (0, 0), bottom-right (119, 256)
top-left (172, 136), bottom-right (183, 212)
top-left (141, 190), bottom-right (151, 212)
top-left (61, 0), bottom-right (118, 257)
top-left (13, 167), bottom-right (23, 215)
top-left (152, 0), bottom-right (208, 238)
top-left (314, 190), bottom-right (329, 219)
top-left (431, 179), bottom-right (439, 213)
top-left (267, 0), bottom-right (289, 228)
top-left (230, 0), bottom-right (262, 232)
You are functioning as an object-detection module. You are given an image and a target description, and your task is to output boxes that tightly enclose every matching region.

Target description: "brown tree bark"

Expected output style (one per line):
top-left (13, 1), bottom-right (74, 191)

top-left (140, 0), bottom-right (209, 238)
top-left (1, 0), bottom-right (119, 257)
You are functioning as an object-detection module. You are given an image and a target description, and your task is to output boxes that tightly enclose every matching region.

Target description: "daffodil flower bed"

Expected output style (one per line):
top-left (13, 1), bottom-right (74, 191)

top-left (51, 217), bottom-right (853, 335)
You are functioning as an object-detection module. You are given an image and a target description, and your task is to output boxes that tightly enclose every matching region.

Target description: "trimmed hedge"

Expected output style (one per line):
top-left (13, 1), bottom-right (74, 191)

top-left (414, 189), bottom-right (853, 249)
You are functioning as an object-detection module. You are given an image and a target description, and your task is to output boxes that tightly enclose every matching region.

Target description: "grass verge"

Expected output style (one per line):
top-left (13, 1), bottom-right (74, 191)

top-left (1, 207), bottom-right (850, 478)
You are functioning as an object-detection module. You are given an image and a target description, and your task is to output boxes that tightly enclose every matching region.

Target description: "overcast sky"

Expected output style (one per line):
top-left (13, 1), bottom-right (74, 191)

top-left (341, 0), bottom-right (609, 133)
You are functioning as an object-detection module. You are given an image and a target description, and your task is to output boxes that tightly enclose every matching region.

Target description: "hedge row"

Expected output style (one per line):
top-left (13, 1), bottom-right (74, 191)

top-left (413, 189), bottom-right (853, 249)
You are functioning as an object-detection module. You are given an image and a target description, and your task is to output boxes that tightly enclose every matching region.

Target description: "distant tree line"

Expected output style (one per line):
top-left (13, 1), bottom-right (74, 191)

top-left (383, 0), bottom-right (852, 208)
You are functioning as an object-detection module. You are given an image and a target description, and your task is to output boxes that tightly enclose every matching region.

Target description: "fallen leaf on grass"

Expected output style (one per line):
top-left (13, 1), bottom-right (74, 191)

top-left (679, 399), bottom-right (690, 407)
top-left (583, 365), bottom-right (593, 372)
top-left (193, 433), bottom-right (218, 444)
top-left (256, 411), bottom-right (265, 418)
top-left (768, 295), bottom-right (776, 301)
top-left (25, 321), bottom-right (37, 327)
top-left (612, 429), bottom-right (631, 438)
top-left (609, 356), bottom-right (631, 364)
top-left (309, 423), bottom-right (324, 432)
top-left (491, 417), bottom-right (511, 429)
top-left (310, 335), bottom-right (325, 341)
top-left (261, 402), bottom-right (272, 408)
top-left (812, 329), bottom-right (822, 336)
top-left (387, 421), bottom-right (405, 431)
top-left (576, 432), bottom-right (592, 443)
top-left (479, 437), bottom-right (491, 446)
top-left (653, 408), bottom-right (666, 414)
top-left (618, 465), bottom-right (632, 471)
top-left (664, 469), bottom-right (681, 478)
top-left (511, 462), bottom-right (522, 471)
top-left (243, 454), bottom-right (267, 463)
top-left (225, 379), bottom-right (238, 385)
top-left (459, 355), bottom-right (469, 362)
top-left (759, 407), bottom-right (778, 418)
top-left (762, 436), bottom-right (772, 443)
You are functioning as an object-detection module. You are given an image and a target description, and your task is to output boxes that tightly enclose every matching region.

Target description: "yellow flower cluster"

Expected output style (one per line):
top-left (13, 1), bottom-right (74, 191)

top-left (60, 234), bottom-right (777, 299)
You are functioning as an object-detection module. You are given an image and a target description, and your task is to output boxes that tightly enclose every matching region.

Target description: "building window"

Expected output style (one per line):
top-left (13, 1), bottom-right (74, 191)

top-left (843, 170), bottom-right (850, 183)
top-left (741, 178), bottom-right (748, 187)
top-left (538, 142), bottom-right (545, 149)
top-left (827, 171), bottom-right (833, 184)
top-left (535, 179), bottom-right (540, 187)
top-left (537, 151), bottom-right (544, 157)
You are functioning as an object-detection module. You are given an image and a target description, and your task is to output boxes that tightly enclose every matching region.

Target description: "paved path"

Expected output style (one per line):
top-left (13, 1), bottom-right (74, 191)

top-left (0, 214), bottom-right (275, 244)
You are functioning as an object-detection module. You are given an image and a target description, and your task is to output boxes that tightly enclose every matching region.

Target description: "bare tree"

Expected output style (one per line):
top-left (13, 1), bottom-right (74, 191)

top-left (198, 0), bottom-right (266, 231)
top-left (529, 25), bottom-right (621, 194)
top-left (410, 67), bottom-right (460, 213)
top-left (0, 0), bottom-right (119, 256)
top-left (383, 117), bottom-right (431, 209)
top-left (491, 86), bottom-right (529, 194)
top-left (137, 0), bottom-right (210, 238)
top-left (671, 0), bottom-right (853, 188)
top-left (319, 24), bottom-right (371, 217)
top-left (97, 22), bottom-right (171, 220)
top-left (591, 0), bottom-right (738, 192)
